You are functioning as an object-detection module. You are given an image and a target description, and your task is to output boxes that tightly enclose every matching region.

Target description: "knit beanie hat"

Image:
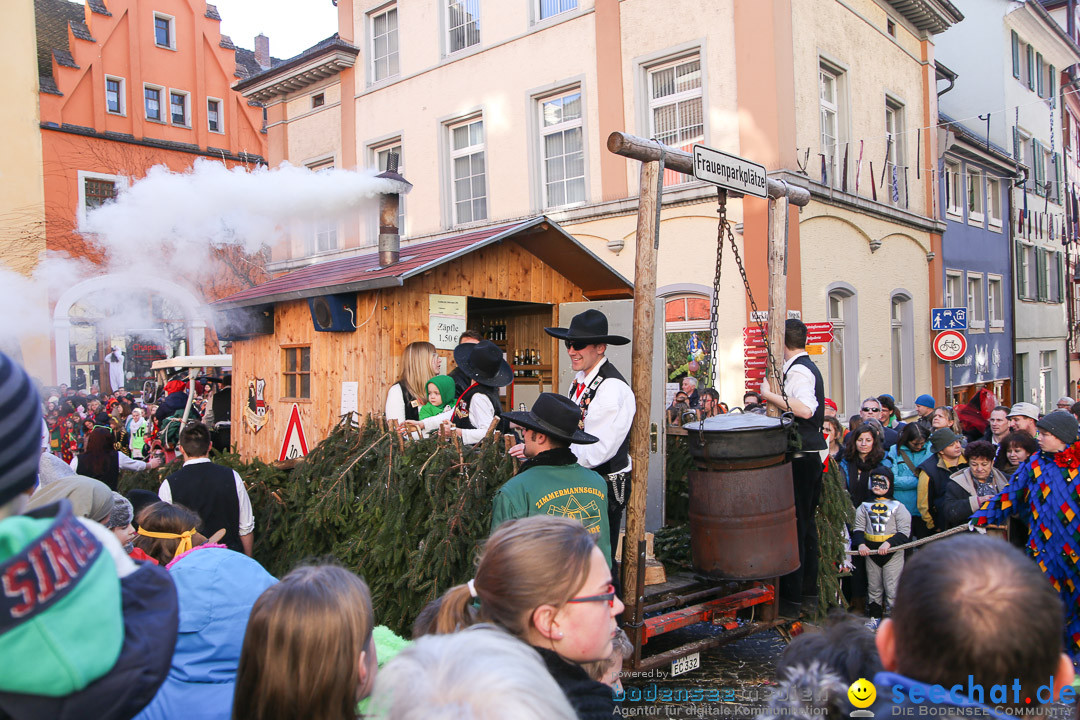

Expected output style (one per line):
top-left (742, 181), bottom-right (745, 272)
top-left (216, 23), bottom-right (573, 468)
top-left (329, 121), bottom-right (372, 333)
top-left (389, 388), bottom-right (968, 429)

top-left (1036, 409), bottom-right (1079, 446)
top-left (426, 375), bottom-right (458, 409)
top-left (915, 394), bottom-right (936, 409)
top-left (930, 428), bottom-right (960, 454)
top-left (106, 492), bottom-right (133, 530)
top-left (0, 352), bottom-right (43, 506)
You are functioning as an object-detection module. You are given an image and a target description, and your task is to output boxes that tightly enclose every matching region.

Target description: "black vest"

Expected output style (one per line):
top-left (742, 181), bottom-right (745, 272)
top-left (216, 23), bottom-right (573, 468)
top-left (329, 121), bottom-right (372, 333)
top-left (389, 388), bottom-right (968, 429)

top-left (396, 380), bottom-right (420, 422)
top-left (165, 461), bottom-right (243, 553)
top-left (574, 361), bottom-right (632, 475)
top-left (452, 383), bottom-right (504, 430)
top-left (785, 355), bottom-right (827, 451)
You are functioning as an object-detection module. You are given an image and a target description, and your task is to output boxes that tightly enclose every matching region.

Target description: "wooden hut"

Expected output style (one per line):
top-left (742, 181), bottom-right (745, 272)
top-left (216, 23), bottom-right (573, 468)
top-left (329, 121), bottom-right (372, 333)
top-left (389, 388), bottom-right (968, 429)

top-left (213, 216), bottom-right (633, 461)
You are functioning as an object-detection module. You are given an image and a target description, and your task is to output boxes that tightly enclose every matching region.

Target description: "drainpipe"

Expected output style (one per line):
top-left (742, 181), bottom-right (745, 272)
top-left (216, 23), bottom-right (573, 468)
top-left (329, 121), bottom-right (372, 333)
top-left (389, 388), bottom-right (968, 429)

top-left (375, 153), bottom-right (413, 267)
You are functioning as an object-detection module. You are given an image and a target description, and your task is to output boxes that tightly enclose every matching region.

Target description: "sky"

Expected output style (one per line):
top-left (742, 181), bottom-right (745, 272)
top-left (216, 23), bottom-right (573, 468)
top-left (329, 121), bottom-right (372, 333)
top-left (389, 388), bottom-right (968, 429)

top-left (212, 0), bottom-right (340, 59)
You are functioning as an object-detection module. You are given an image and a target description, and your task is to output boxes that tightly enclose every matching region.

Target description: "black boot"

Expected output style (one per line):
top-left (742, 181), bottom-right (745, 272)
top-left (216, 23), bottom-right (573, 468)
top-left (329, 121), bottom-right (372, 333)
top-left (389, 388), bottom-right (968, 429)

top-left (867, 602), bottom-right (883, 619)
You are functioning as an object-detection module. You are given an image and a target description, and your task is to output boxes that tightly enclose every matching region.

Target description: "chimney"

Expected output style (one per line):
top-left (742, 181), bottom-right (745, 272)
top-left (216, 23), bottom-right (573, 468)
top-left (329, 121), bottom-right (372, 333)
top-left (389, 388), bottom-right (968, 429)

top-left (254, 33), bottom-right (270, 69)
top-left (376, 152), bottom-right (413, 267)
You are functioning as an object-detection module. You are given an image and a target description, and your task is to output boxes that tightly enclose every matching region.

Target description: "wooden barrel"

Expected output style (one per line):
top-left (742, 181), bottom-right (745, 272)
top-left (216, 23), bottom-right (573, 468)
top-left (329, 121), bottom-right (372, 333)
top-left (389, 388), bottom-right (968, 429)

top-left (688, 458), bottom-right (799, 579)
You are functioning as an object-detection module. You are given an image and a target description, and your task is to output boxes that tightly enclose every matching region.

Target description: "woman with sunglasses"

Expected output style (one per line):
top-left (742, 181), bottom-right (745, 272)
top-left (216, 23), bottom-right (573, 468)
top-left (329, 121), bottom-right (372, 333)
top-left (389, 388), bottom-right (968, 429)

top-left (424, 515), bottom-right (622, 720)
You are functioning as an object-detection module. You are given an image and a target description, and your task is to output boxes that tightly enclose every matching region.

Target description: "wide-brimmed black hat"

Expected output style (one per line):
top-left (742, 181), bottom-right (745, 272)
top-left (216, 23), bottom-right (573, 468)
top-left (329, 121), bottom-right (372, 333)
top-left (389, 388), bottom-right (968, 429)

top-left (544, 309), bottom-right (629, 346)
top-left (502, 393), bottom-right (598, 444)
top-left (453, 340), bottom-right (513, 388)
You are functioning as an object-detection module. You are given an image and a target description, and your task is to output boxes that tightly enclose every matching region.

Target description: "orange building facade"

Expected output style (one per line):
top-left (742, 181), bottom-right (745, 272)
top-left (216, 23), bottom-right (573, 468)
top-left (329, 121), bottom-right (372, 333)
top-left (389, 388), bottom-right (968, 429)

top-left (32, 0), bottom-right (271, 389)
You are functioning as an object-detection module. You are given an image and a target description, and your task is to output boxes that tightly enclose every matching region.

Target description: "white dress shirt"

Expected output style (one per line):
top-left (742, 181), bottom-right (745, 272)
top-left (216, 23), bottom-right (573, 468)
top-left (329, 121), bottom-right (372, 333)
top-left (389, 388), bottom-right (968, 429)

top-left (781, 352), bottom-right (819, 416)
top-left (570, 358), bottom-right (636, 473)
top-left (384, 383), bottom-right (408, 423)
top-left (158, 457), bottom-right (255, 535)
top-left (71, 451), bottom-right (146, 474)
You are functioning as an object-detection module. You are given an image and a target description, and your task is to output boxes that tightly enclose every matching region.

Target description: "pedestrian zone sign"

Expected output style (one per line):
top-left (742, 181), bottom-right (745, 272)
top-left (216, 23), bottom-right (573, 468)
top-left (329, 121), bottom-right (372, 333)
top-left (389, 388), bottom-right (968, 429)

top-left (931, 308), bottom-right (967, 331)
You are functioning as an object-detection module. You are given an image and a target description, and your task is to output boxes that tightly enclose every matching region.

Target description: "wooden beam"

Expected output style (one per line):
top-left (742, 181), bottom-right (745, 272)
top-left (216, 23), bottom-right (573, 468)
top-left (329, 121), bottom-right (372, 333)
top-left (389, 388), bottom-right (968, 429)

top-left (766, 196), bottom-right (788, 416)
top-left (623, 159), bottom-right (659, 634)
top-left (606, 132), bottom-right (811, 206)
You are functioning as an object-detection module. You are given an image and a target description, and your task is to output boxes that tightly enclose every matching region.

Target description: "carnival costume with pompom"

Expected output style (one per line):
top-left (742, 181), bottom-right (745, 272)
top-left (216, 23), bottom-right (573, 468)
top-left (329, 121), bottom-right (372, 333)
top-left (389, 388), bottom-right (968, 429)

top-left (971, 443), bottom-right (1080, 660)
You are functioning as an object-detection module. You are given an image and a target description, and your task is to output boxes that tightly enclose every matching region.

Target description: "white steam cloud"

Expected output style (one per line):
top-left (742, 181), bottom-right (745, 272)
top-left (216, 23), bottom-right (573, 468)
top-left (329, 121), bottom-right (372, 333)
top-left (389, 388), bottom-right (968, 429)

top-left (0, 159), bottom-right (400, 377)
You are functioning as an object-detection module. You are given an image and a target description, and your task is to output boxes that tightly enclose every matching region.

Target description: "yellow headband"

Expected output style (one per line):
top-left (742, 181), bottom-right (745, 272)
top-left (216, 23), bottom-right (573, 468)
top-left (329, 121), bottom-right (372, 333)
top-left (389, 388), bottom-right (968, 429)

top-left (137, 527), bottom-right (196, 557)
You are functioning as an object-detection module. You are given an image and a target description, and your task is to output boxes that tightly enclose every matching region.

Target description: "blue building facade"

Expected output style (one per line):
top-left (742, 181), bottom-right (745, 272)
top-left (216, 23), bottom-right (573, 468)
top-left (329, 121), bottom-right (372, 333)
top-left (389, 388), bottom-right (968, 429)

top-left (938, 117), bottom-right (1015, 401)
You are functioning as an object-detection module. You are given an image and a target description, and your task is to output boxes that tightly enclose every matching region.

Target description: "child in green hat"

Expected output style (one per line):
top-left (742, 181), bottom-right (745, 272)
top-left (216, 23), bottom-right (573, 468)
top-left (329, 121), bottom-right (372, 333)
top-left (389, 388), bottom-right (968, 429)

top-left (418, 375), bottom-right (457, 421)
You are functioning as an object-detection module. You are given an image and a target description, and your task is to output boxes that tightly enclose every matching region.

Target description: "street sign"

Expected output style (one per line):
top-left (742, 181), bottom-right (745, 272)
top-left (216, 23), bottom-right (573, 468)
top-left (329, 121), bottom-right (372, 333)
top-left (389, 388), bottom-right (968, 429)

top-left (931, 308), bottom-right (967, 331)
top-left (692, 144), bottom-right (769, 198)
top-left (743, 336), bottom-right (766, 348)
top-left (743, 346), bottom-right (768, 357)
top-left (933, 330), bottom-right (967, 362)
top-left (805, 322), bottom-right (833, 333)
top-left (744, 358), bottom-right (768, 369)
top-left (806, 331), bottom-right (835, 343)
top-left (806, 344), bottom-right (825, 355)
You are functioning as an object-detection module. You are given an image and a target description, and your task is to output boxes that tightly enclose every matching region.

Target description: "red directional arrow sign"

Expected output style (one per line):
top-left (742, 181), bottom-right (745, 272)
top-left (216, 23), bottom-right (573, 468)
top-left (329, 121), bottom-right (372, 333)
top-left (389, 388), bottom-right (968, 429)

top-left (806, 331), bottom-right (835, 343)
top-left (805, 322), bottom-right (833, 333)
top-left (745, 368), bottom-right (767, 379)
top-left (744, 358), bottom-right (768, 369)
top-left (743, 336), bottom-right (767, 348)
top-left (744, 346), bottom-right (768, 357)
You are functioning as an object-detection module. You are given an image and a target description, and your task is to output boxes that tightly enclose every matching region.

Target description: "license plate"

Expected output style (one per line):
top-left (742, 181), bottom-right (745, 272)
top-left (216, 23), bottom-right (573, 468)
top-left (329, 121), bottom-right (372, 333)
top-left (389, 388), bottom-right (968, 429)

top-left (671, 652), bottom-right (700, 677)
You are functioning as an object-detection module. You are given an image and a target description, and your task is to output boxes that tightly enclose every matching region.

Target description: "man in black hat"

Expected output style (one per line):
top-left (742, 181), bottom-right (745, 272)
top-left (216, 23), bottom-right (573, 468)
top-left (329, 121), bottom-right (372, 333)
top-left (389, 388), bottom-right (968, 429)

top-left (758, 319), bottom-right (828, 617)
top-left (536, 309), bottom-right (635, 567)
top-left (411, 340), bottom-right (512, 445)
top-left (492, 393), bottom-right (611, 563)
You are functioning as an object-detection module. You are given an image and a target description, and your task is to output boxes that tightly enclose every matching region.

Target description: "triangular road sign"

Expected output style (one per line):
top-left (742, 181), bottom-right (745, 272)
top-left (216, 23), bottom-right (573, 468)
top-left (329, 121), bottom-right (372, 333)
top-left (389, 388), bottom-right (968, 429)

top-left (278, 403), bottom-right (309, 462)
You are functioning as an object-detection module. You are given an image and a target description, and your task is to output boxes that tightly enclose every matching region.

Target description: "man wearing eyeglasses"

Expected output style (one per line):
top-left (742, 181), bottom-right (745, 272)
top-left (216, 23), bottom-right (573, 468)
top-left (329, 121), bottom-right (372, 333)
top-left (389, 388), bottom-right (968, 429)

top-left (859, 397), bottom-right (898, 450)
top-left (758, 319), bottom-right (827, 618)
top-left (522, 309), bottom-right (637, 568)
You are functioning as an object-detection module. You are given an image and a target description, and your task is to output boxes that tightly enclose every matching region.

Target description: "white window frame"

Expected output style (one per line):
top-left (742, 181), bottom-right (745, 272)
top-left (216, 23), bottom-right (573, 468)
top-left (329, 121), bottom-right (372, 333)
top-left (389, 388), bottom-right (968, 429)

top-left (987, 274), bottom-right (1004, 330)
top-left (369, 139), bottom-right (406, 240)
top-left (447, 116), bottom-right (487, 226)
top-left (538, 88), bottom-right (586, 210)
top-left (104, 75), bottom-right (126, 116)
top-left (967, 273), bottom-right (986, 331)
top-left (305, 159), bottom-right (339, 256)
top-left (76, 170), bottom-right (125, 230)
top-left (143, 83), bottom-right (164, 122)
top-left (945, 270), bottom-right (963, 308)
top-left (944, 160), bottom-right (962, 218)
top-left (153, 12), bottom-right (176, 50)
top-left (819, 62), bottom-right (844, 189)
top-left (966, 166), bottom-right (984, 226)
top-left (987, 177), bottom-right (1002, 230)
top-left (168, 89), bottom-right (190, 128)
top-left (206, 96), bottom-right (223, 134)
top-left (1018, 242), bottom-right (1034, 300)
top-left (884, 97), bottom-right (905, 206)
top-left (647, 54), bottom-right (704, 186)
top-left (536, 0), bottom-right (578, 21)
top-left (445, 0), bottom-right (480, 55)
top-left (890, 291), bottom-right (914, 409)
top-left (370, 6), bottom-right (400, 84)
top-left (827, 285), bottom-right (859, 418)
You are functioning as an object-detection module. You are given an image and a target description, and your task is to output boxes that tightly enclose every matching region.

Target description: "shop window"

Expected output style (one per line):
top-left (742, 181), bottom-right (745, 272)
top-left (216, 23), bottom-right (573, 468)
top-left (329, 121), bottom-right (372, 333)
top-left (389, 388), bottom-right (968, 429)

top-left (539, 90), bottom-right (586, 208)
top-left (449, 116), bottom-right (487, 224)
top-left (446, 0), bottom-right (480, 54)
top-left (282, 347), bottom-right (311, 399)
top-left (648, 54), bottom-right (703, 186)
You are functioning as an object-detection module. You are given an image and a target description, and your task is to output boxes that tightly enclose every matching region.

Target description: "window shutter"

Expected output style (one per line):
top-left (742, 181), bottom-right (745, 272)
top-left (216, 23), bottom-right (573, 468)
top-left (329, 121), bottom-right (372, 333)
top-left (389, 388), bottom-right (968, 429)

top-left (1037, 248), bottom-right (1047, 301)
top-left (1037, 53), bottom-right (1045, 97)
top-left (1028, 45), bottom-right (1035, 90)
top-left (1055, 152), bottom-right (1063, 204)
top-left (1016, 240), bottom-right (1026, 299)
top-left (1050, 65), bottom-right (1056, 98)
top-left (1057, 251), bottom-right (1065, 302)
top-left (1012, 31), bottom-right (1021, 79)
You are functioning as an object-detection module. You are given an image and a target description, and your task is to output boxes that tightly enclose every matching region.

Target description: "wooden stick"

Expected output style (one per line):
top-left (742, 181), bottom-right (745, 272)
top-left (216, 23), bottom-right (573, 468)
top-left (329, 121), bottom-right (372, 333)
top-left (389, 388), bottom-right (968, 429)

top-left (766, 196), bottom-right (788, 418)
top-left (606, 132), bottom-right (810, 206)
top-left (623, 159), bottom-right (660, 634)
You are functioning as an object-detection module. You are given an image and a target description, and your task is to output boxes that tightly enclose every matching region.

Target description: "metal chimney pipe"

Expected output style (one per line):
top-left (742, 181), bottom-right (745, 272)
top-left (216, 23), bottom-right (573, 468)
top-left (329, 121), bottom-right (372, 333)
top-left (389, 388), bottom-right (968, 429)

top-left (375, 153), bottom-right (412, 267)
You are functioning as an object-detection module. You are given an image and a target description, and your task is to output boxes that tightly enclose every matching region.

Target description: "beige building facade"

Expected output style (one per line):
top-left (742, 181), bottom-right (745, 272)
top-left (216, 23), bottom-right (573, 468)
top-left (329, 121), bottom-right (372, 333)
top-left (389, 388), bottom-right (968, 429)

top-left (241, 0), bottom-right (959, 413)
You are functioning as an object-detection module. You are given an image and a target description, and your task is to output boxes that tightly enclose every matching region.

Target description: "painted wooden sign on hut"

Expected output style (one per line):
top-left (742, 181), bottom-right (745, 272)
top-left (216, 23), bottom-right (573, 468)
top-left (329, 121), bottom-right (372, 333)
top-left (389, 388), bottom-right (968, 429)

top-left (213, 216), bottom-right (633, 461)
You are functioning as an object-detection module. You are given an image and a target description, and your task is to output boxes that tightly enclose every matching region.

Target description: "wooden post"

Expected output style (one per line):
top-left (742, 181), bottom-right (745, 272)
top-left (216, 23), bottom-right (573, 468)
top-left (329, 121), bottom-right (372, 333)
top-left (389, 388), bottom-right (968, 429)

top-left (766, 195), bottom-right (788, 416)
top-left (623, 159), bottom-right (659, 639)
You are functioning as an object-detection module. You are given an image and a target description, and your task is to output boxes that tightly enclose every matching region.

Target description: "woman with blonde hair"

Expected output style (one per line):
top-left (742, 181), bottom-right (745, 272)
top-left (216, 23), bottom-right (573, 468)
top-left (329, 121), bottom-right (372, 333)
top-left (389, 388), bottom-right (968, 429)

top-left (385, 341), bottom-right (438, 423)
top-left (931, 406), bottom-right (967, 447)
top-left (233, 564), bottom-right (377, 720)
top-left (423, 515), bottom-right (622, 720)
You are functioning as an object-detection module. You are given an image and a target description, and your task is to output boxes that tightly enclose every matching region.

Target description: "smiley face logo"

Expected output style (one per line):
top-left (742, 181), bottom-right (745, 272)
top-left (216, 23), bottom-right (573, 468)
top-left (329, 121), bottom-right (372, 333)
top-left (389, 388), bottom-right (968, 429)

top-left (848, 678), bottom-right (876, 709)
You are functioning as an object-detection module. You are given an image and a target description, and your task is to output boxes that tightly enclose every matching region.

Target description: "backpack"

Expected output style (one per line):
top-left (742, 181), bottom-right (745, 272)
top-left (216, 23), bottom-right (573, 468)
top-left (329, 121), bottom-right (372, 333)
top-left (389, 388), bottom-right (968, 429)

top-left (160, 408), bottom-right (200, 449)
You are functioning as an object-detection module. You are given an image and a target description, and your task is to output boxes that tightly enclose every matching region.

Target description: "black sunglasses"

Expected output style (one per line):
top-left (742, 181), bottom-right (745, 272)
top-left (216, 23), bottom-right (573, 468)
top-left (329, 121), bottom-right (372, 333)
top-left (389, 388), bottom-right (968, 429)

top-left (564, 340), bottom-right (592, 351)
top-left (862, 407), bottom-right (882, 413)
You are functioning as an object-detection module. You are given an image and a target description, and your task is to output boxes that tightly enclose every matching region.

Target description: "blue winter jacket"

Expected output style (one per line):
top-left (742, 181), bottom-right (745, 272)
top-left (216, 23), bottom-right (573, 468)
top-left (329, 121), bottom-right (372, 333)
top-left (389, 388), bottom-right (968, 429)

top-left (883, 444), bottom-right (932, 516)
top-left (881, 444), bottom-right (933, 518)
top-left (135, 547), bottom-right (277, 720)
